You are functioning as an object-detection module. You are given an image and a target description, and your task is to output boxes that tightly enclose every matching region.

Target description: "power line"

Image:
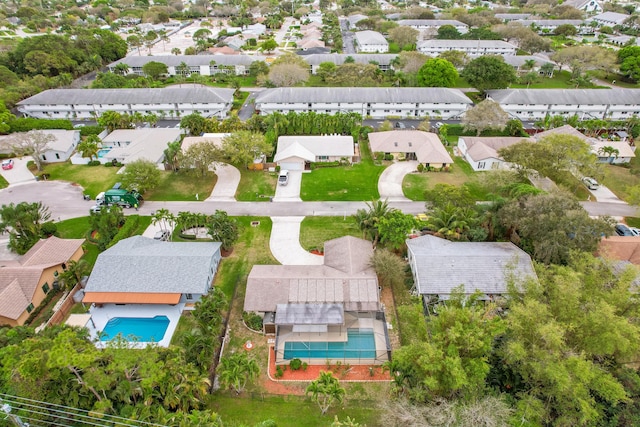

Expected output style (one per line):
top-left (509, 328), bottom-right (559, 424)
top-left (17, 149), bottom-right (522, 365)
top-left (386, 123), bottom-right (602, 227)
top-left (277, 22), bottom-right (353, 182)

top-left (0, 393), bottom-right (168, 427)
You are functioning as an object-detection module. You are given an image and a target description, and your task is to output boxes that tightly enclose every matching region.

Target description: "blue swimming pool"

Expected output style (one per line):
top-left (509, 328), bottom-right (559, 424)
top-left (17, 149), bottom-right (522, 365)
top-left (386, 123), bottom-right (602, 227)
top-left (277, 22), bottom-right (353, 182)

top-left (283, 329), bottom-right (376, 360)
top-left (100, 316), bottom-right (170, 342)
top-left (97, 149), bottom-right (111, 158)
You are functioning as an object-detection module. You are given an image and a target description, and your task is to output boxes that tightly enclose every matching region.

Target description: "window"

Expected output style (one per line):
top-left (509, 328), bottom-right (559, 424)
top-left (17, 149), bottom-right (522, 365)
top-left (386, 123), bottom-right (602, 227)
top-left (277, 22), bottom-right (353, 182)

top-left (42, 283), bottom-right (50, 294)
top-left (26, 303), bottom-right (34, 313)
top-left (54, 271), bottom-right (58, 277)
top-left (55, 153), bottom-right (60, 159)
top-left (394, 142), bottom-right (398, 147)
top-left (42, 155), bottom-right (47, 161)
top-left (185, 293), bottom-right (193, 300)
top-left (478, 161), bottom-right (486, 169)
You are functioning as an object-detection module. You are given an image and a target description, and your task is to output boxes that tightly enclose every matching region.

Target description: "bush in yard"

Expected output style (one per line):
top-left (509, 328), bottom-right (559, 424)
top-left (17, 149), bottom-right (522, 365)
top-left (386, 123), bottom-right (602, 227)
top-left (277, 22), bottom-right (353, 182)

top-left (384, 154), bottom-right (394, 161)
top-left (289, 358), bottom-right (303, 371)
top-left (40, 221), bottom-right (57, 237)
top-left (88, 160), bottom-right (101, 166)
top-left (417, 163), bottom-right (425, 172)
top-left (242, 311), bottom-right (263, 331)
top-left (275, 366), bottom-right (284, 378)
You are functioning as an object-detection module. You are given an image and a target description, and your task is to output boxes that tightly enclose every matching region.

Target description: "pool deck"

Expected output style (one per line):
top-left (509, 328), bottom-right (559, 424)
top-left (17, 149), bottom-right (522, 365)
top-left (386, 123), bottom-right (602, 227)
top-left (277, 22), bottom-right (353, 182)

top-left (87, 303), bottom-right (183, 348)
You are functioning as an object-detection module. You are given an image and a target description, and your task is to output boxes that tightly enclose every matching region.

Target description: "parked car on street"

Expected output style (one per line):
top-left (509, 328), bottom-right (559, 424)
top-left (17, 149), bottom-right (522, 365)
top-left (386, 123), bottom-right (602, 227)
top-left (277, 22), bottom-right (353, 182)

top-left (615, 224), bottom-right (634, 236)
top-left (1, 159), bottom-right (14, 170)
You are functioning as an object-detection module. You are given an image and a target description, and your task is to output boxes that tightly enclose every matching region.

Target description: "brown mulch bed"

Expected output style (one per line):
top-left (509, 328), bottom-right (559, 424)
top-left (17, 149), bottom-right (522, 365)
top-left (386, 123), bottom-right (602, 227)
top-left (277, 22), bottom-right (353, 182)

top-left (258, 346), bottom-right (391, 396)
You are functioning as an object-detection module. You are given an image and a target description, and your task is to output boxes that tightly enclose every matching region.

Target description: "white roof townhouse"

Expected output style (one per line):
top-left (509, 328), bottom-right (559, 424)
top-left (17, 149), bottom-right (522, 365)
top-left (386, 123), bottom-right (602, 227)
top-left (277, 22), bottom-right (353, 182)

top-left (108, 55), bottom-right (266, 76)
top-left (303, 54), bottom-right (398, 74)
top-left (516, 19), bottom-right (588, 34)
top-left (254, 87), bottom-right (473, 120)
top-left (99, 128), bottom-right (183, 166)
top-left (397, 19), bottom-right (469, 34)
top-left (17, 86), bottom-right (235, 120)
top-left (486, 89), bottom-right (640, 121)
top-left (503, 55), bottom-right (555, 72)
top-left (591, 12), bottom-right (630, 27)
top-left (417, 39), bottom-right (517, 57)
top-left (494, 13), bottom-right (531, 22)
top-left (354, 31), bottom-right (388, 53)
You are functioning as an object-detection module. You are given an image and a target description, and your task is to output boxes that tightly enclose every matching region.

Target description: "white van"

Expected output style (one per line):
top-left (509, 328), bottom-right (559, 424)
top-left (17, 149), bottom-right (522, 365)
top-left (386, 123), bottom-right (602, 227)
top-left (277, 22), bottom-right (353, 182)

top-left (278, 170), bottom-right (289, 186)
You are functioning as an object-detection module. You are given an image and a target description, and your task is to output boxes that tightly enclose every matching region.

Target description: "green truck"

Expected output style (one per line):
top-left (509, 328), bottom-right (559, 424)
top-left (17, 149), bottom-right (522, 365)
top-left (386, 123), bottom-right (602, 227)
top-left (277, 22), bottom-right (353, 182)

top-left (95, 187), bottom-right (143, 209)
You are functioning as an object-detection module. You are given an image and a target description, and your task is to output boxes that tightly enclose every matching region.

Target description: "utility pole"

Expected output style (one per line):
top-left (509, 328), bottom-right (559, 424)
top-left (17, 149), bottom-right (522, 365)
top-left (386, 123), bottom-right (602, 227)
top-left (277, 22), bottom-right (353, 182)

top-left (1, 401), bottom-right (28, 427)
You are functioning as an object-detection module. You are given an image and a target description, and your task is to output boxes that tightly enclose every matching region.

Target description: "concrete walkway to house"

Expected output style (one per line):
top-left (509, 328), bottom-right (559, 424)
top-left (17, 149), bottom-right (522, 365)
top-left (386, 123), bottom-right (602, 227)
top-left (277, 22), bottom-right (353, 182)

top-left (273, 170), bottom-right (303, 202)
top-left (589, 185), bottom-right (626, 204)
top-left (269, 216), bottom-right (324, 265)
top-left (206, 163), bottom-right (241, 201)
top-left (378, 161), bottom-right (418, 201)
top-left (0, 157), bottom-right (36, 186)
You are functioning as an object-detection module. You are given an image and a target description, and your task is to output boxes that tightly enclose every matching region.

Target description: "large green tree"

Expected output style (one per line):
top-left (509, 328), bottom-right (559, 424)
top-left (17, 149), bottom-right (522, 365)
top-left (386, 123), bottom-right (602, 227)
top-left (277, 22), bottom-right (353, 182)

top-left (306, 371), bottom-right (346, 415)
top-left (461, 55), bottom-right (517, 93)
top-left (220, 131), bottom-right (273, 167)
top-left (416, 58), bottom-right (459, 87)
top-left (0, 202), bottom-right (51, 254)
top-left (121, 159), bottom-right (161, 194)
top-left (206, 210), bottom-right (239, 251)
top-left (461, 99), bottom-right (509, 136)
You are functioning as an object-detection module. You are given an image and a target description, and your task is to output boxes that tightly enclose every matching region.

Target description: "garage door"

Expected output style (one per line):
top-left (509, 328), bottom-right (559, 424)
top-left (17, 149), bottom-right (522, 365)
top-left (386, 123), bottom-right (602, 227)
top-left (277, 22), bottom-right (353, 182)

top-left (279, 162), bottom-right (303, 171)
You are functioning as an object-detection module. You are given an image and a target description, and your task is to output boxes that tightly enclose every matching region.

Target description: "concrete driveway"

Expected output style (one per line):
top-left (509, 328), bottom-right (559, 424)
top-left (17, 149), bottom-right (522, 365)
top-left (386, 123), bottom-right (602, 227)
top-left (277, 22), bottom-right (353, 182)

top-left (207, 163), bottom-right (241, 201)
top-left (378, 161), bottom-right (418, 201)
top-left (589, 185), bottom-right (626, 204)
top-left (270, 216), bottom-right (324, 265)
top-left (273, 170), bottom-right (303, 202)
top-left (0, 157), bottom-right (36, 185)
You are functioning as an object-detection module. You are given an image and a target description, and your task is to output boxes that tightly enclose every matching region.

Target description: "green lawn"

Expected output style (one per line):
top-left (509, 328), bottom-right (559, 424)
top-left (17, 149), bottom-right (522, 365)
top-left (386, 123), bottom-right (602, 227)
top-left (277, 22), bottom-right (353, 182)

top-left (301, 161), bottom-right (384, 201)
top-left (145, 171), bottom-right (216, 201)
top-left (403, 156), bottom-right (486, 201)
top-left (41, 162), bottom-right (120, 197)
top-left (299, 216), bottom-right (361, 251)
top-left (210, 394), bottom-right (381, 427)
top-left (55, 216), bottom-right (99, 267)
top-left (0, 174), bottom-right (8, 189)
top-left (601, 163), bottom-right (640, 202)
top-left (235, 169), bottom-right (277, 201)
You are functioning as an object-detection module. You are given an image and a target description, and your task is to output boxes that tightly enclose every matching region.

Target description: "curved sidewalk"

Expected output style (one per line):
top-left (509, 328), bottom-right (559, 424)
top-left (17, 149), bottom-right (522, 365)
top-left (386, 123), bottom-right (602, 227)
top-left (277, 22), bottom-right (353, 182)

top-left (206, 163), bottom-right (241, 201)
top-left (269, 216), bottom-right (324, 265)
top-left (377, 161), bottom-right (418, 201)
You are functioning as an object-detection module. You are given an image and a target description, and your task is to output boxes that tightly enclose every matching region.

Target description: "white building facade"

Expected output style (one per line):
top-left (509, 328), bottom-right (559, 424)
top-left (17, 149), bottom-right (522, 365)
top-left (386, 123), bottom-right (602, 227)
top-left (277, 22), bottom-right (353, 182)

top-left (417, 39), bottom-right (517, 57)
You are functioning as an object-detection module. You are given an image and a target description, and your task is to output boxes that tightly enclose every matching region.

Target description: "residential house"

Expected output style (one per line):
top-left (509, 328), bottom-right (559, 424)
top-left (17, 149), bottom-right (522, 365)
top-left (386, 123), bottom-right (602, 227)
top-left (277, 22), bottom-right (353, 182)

top-left (254, 87), bottom-right (474, 119)
top-left (96, 128), bottom-right (183, 166)
top-left (607, 35), bottom-right (640, 47)
top-left (516, 19), bottom-right (588, 34)
top-left (598, 236), bottom-right (640, 265)
top-left (591, 11), bottom-right (629, 27)
top-left (244, 236), bottom-right (390, 365)
top-left (416, 39), bottom-right (517, 57)
top-left (0, 237), bottom-right (84, 326)
top-left (303, 54), bottom-right (398, 74)
top-left (502, 55), bottom-right (555, 73)
top-left (564, 0), bottom-right (603, 13)
top-left (347, 14), bottom-right (368, 28)
top-left (534, 125), bottom-right (636, 164)
top-left (354, 31), bottom-right (388, 53)
top-left (486, 89), bottom-right (640, 121)
top-left (274, 135), bottom-right (355, 170)
top-left (298, 38), bottom-right (325, 50)
top-left (406, 234), bottom-right (536, 305)
top-left (36, 129), bottom-right (80, 163)
top-left (109, 55), bottom-right (264, 77)
top-left (368, 130), bottom-right (453, 168)
top-left (397, 19), bottom-right (469, 35)
top-left (458, 136), bottom-right (535, 171)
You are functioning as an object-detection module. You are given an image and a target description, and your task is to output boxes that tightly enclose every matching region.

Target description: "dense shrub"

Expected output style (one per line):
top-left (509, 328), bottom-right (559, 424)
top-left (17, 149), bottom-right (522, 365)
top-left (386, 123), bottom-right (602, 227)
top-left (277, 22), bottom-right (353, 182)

top-left (275, 366), bottom-right (284, 378)
top-left (289, 358), bottom-right (303, 371)
top-left (310, 161), bottom-right (340, 169)
top-left (79, 125), bottom-right (105, 137)
top-left (9, 118), bottom-right (73, 133)
top-left (41, 221), bottom-right (57, 237)
top-left (106, 215), bottom-right (140, 249)
top-left (87, 160), bottom-right (101, 166)
top-left (23, 287), bottom-right (62, 326)
top-left (242, 311), bottom-right (263, 331)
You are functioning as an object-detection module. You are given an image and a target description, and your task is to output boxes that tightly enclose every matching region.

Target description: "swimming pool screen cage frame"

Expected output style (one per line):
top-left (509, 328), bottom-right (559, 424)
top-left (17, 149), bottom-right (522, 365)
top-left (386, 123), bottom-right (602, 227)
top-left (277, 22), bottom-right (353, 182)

top-left (274, 308), bottom-right (392, 365)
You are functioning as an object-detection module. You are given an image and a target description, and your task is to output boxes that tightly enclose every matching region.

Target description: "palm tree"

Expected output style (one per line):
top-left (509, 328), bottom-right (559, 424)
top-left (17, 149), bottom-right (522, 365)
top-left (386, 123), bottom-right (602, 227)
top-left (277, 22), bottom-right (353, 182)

top-left (58, 259), bottom-right (89, 290)
top-left (77, 135), bottom-right (101, 161)
top-left (113, 63), bottom-right (130, 76)
top-left (599, 146), bottom-right (619, 163)
top-left (353, 199), bottom-right (393, 248)
top-left (217, 353), bottom-right (260, 394)
top-left (152, 209), bottom-right (175, 237)
top-left (427, 203), bottom-right (471, 240)
top-left (523, 59), bottom-right (536, 70)
top-left (305, 371), bottom-right (346, 415)
top-left (171, 47), bottom-right (181, 56)
top-left (157, 29), bottom-right (169, 51)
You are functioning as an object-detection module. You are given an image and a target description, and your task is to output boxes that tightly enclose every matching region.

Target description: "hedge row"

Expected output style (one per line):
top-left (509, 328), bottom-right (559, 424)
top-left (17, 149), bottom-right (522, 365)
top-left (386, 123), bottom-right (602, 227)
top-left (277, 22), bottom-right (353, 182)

top-left (107, 215), bottom-right (141, 249)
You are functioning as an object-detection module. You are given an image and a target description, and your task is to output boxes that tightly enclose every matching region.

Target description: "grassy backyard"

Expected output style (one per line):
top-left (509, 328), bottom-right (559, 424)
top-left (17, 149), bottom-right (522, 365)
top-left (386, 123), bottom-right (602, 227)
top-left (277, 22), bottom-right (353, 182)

top-left (298, 216), bottom-right (361, 251)
top-left (601, 162), bottom-right (640, 202)
top-left (145, 171), bottom-right (216, 201)
top-left (235, 169), bottom-right (277, 201)
top-left (41, 162), bottom-right (120, 197)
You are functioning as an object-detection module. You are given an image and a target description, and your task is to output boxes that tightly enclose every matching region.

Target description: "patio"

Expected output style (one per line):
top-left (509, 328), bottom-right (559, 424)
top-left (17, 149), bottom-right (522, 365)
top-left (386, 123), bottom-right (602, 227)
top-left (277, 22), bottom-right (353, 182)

top-left (86, 303), bottom-right (183, 348)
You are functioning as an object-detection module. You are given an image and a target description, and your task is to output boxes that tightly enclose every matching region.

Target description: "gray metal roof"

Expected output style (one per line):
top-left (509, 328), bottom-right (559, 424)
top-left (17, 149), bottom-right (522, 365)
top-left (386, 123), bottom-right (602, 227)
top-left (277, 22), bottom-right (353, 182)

top-left (17, 86), bottom-right (235, 106)
top-left (109, 54), bottom-right (265, 68)
top-left (494, 13), bottom-right (531, 20)
top-left (502, 55), bottom-right (554, 67)
top-left (487, 89), bottom-right (640, 105)
top-left (303, 53), bottom-right (398, 66)
top-left (407, 235), bottom-right (536, 297)
top-left (417, 39), bottom-right (517, 49)
top-left (256, 87), bottom-right (473, 104)
top-left (275, 303), bottom-right (344, 325)
top-left (354, 30), bottom-right (388, 45)
top-left (592, 12), bottom-right (629, 24)
top-left (85, 236), bottom-right (221, 295)
top-left (516, 19), bottom-right (585, 26)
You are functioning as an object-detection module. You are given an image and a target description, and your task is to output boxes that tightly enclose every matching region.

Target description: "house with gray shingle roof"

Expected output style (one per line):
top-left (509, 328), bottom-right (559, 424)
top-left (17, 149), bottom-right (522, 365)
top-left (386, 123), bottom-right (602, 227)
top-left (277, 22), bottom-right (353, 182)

top-left (83, 236), bottom-right (221, 307)
top-left (458, 136), bottom-right (535, 171)
top-left (369, 130), bottom-right (453, 168)
top-left (0, 236), bottom-right (84, 326)
top-left (406, 235), bottom-right (536, 303)
top-left (487, 89), bottom-right (640, 121)
top-left (17, 86), bottom-right (235, 120)
top-left (255, 87), bottom-right (473, 119)
top-left (244, 236), bottom-right (390, 365)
